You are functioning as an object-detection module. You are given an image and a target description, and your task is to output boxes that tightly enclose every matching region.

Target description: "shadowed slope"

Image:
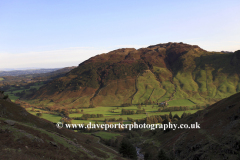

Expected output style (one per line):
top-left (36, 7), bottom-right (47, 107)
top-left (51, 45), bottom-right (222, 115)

top-left (144, 92), bottom-right (240, 160)
top-left (0, 92), bottom-right (124, 160)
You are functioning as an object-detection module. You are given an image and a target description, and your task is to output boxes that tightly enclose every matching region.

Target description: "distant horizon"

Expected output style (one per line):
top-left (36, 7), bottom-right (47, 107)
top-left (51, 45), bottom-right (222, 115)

top-left (0, 66), bottom-right (77, 71)
top-left (0, 41), bottom-right (238, 71)
top-left (1, 0), bottom-right (239, 69)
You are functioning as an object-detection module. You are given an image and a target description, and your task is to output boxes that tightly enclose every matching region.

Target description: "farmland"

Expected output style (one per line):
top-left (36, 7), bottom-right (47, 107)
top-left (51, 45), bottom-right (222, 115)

top-left (26, 103), bottom-right (201, 124)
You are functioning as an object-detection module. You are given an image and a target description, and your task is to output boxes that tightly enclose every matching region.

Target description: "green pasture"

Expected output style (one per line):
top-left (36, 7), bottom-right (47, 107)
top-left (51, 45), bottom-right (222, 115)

top-left (28, 110), bottom-right (62, 123)
top-left (65, 105), bottom-right (200, 124)
top-left (4, 91), bottom-right (20, 102)
top-left (93, 131), bottom-right (121, 140)
top-left (2, 82), bottom-right (44, 102)
top-left (25, 102), bottom-right (200, 124)
top-left (30, 84), bottom-right (44, 90)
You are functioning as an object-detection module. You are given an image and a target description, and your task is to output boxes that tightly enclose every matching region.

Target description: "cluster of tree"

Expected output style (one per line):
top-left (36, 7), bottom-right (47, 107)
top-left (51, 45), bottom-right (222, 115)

top-left (121, 109), bottom-right (135, 115)
top-left (135, 115), bottom-right (164, 124)
top-left (158, 106), bottom-right (190, 112)
top-left (136, 99), bottom-right (155, 106)
top-left (146, 115), bottom-right (163, 124)
top-left (36, 112), bottom-right (42, 117)
top-left (80, 114), bottom-right (104, 120)
top-left (127, 117), bottom-right (133, 122)
top-left (180, 112), bottom-right (191, 119)
top-left (158, 105), bottom-right (208, 112)
top-left (89, 104), bottom-right (96, 108)
top-left (121, 103), bottom-right (132, 107)
top-left (135, 108), bottom-right (146, 114)
top-left (135, 112), bottom-right (191, 124)
top-left (60, 109), bottom-right (69, 117)
top-left (61, 117), bottom-right (72, 124)
top-left (72, 108), bottom-right (82, 113)
top-left (102, 137), bottom-right (121, 149)
top-left (119, 138), bottom-right (137, 159)
top-left (122, 108), bottom-right (146, 115)
top-left (193, 105), bottom-right (209, 109)
top-left (144, 149), bottom-right (170, 160)
top-left (104, 117), bottom-right (123, 122)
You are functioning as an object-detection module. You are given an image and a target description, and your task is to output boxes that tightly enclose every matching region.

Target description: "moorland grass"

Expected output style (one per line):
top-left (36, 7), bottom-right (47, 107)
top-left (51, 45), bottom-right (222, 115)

top-left (93, 131), bottom-right (121, 140)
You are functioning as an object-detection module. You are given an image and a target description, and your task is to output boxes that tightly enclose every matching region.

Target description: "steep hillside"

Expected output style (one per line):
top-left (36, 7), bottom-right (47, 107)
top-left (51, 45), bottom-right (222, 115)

top-left (141, 90), bottom-right (240, 160)
top-left (0, 92), bottom-right (124, 160)
top-left (28, 43), bottom-right (240, 107)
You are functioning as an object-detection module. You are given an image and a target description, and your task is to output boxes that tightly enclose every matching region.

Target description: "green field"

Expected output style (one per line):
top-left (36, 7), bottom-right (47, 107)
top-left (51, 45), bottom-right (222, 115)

top-left (0, 77), bottom-right (4, 81)
top-left (4, 92), bottom-right (20, 102)
top-left (28, 110), bottom-right (62, 123)
top-left (93, 131), bottom-right (121, 140)
top-left (2, 82), bottom-right (45, 102)
top-left (26, 103), bottom-right (200, 124)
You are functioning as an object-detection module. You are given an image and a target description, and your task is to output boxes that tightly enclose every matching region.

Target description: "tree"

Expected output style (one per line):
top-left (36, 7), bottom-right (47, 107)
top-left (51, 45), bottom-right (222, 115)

top-left (89, 104), bottom-right (96, 108)
top-left (158, 149), bottom-right (170, 160)
top-left (169, 112), bottom-right (173, 120)
top-left (162, 118), bottom-right (171, 124)
top-left (61, 109), bottom-right (69, 117)
top-left (119, 138), bottom-right (137, 159)
top-left (36, 112), bottom-right (42, 117)
top-left (181, 112), bottom-right (187, 119)
top-left (76, 109), bottom-right (80, 113)
top-left (3, 94), bottom-right (8, 99)
top-left (173, 114), bottom-right (180, 120)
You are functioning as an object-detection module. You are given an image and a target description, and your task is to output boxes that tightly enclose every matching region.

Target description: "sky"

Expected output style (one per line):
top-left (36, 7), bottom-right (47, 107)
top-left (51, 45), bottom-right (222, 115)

top-left (0, 0), bottom-right (240, 70)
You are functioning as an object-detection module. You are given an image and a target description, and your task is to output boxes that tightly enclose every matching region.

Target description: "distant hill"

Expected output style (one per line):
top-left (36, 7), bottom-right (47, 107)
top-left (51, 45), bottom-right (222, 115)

top-left (0, 68), bottom-right (61, 76)
top-left (31, 66), bottom-right (77, 81)
top-left (142, 90), bottom-right (240, 159)
top-left (29, 42), bottom-right (240, 107)
top-left (0, 67), bottom-right (76, 86)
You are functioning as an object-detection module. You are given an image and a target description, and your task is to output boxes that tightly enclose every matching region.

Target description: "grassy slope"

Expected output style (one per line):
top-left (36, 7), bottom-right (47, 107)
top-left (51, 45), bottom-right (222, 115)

top-left (132, 70), bottom-right (166, 104)
top-left (0, 98), bottom-right (124, 160)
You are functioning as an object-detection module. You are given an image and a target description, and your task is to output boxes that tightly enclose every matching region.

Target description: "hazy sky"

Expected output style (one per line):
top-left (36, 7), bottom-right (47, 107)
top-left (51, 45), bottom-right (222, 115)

top-left (0, 0), bottom-right (240, 69)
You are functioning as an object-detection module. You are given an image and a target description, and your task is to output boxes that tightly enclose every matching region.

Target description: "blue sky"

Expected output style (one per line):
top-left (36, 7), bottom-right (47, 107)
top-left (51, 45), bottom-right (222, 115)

top-left (0, 0), bottom-right (240, 69)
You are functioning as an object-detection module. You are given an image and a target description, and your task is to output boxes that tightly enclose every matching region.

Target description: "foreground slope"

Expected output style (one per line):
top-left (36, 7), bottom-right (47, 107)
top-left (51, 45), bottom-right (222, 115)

top-left (143, 91), bottom-right (240, 160)
top-left (0, 92), bottom-right (124, 160)
top-left (29, 43), bottom-right (240, 107)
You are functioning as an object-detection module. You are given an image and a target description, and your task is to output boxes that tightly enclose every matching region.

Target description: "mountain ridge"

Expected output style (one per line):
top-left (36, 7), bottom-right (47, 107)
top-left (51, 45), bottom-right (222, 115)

top-left (27, 42), bottom-right (240, 108)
